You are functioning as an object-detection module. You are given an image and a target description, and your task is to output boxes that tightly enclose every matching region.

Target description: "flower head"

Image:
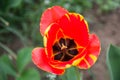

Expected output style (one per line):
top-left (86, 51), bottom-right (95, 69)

top-left (32, 6), bottom-right (101, 75)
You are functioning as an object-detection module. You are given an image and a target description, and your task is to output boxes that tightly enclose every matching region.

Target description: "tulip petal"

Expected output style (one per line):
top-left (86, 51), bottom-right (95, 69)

top-left (44, 13), bottom-right (90, 69)
top-left (57, 13), bottom-right (89, 47)
top-left (77, 34), bottom-right (101, 69)
top-left (40, 6), bottom-right (68, 35)
top-left (32, 47), bottom-right (65, 75)
top-left (44, 23), bottom-right (61, 57)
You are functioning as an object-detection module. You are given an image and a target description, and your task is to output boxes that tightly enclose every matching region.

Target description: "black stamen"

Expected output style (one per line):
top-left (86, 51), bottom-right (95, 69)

top-left (59, 38), bottom-right (65, 46)
top-left (52, 42), bottom-right (61, 53)
top-left (52, 38), bottom-right (79, 61)
top-left (66, 39), bottom-right (76, 48)
top-left (54, 52), bottom-right (63, 60)
top-left (68, 49), bottom-right (78, 55)
top-left (62, 54), bottom-right (73, 61)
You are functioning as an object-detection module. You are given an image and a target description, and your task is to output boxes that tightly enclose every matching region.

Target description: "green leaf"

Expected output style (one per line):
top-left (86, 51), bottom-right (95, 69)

top-left (0, 54), bottom-right (16, 77)
top-left (60, 67), bottom-right (81, 80)
top-left (107, 44), bottom-right (120, 80)
top-left (17, 47), bottom-right (33, 73)
top-left (0, 54), bottom-right (12, 66)
top-left (9, 0), bottom-right (23, 8)
top-left (0, 0), bottom-right (23, 12)
top-left (16, 68), bottom-right (41, 80)
top-left (0, 72), bottom-right (7, 80)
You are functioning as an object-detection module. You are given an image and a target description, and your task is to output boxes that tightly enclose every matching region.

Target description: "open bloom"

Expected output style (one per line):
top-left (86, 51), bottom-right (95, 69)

top-left (32, 6), bottom-right (101, 75)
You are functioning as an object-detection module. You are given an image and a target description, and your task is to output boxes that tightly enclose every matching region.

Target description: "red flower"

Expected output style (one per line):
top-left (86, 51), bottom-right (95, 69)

top-left (32, 6), bottom-right (101, 75)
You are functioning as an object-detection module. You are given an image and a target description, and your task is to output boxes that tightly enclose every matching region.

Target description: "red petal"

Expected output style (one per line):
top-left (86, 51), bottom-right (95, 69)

top-left (40, 6), bottom-right (68, 36)
top-left (57, 13), bottom-right (89, 47)
top-left (32, 47), bottom-right (65, 75)
top-left (77, 34), bottom-right (101, 69)
top-left (44, 13), bottom-right (89, 69)
top-left (44, 23), bottom-right (61, 57)
top-left (44, 23), bottom-right (77, 69)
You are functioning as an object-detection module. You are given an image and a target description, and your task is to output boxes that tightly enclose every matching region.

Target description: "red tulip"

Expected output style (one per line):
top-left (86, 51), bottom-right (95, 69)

top-left (32, 6), bottom-right (101, 75)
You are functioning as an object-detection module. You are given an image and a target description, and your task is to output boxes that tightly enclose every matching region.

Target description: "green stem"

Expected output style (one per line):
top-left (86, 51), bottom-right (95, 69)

top-left (0, 42), bottom-right (17, 59)
top-left (0, 17), bottom-right (9, 26)
top-left (58, 67), bottom-right (83, 80)
top-left (75, 67), bottom-right (82, 80)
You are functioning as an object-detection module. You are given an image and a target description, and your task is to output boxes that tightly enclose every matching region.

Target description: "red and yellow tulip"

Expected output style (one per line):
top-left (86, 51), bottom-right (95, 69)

top-left (32, 6), bottom-right (101, 75)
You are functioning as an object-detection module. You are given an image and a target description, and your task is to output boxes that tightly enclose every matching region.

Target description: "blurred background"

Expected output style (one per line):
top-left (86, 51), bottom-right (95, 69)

top-left (0, 0), bottom-right (120, 80)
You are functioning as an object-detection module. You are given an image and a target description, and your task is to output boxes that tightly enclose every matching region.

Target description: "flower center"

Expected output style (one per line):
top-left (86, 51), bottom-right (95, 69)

top-left (52, 38), bottom-right (78, 61)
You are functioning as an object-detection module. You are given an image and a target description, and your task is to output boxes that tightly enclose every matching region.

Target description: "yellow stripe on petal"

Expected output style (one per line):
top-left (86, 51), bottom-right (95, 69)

top-left (72, 58), bottom-right (83, 66)
top-left (70, 13), bottom-right (84, 21)
top-left (65, 14), bottom-right (70, 21)
top-left (83, 58), bottom-right (90, 68)
top-left (78, 14), bottom-right (84, 21)
top-left (43, 23), bottom-right (57, 47)
top-left (43, 36), bottom-right (47, 47)
top-left (44, 23), bottom-right (53, 36)
top-left (89, 54), bottom-right (97, 63)
top-left (65, 64), bottom-right (71, 68)
top-left (84, 20), bottom-right (89, 32)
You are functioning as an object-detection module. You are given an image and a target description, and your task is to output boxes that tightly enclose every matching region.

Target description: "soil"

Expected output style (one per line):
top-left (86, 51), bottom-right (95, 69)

top-left (1, 8), bottom-right (120, 80)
